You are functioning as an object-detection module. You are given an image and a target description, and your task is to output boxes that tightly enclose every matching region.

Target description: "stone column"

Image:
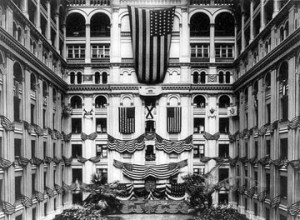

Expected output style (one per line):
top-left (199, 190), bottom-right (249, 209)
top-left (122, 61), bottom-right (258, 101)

top-left (180, 7), bottom-right (190, 63)
top-left (36, 0), bottom-right (41, 32)
top-left (55, 13), bottom-right (60, 52)
top-left (110, 8), bottom-right (121, 63)
top-left (241, 11), bottom-right (246, 52)
top-left (209, 23), bottom-right (215, 62)
top-left (250, 0), bottom-right (254, 42)
top-left (22, 0), bottom-right (29, 18)
top-left (62, 24), bottom-right (67, 59)
top-left (46, 0), bottom-right (51, 43)
top-left (85, 24), bottom-right (91, 63)
top-left (234, 25), bottom-right (238, 59)
top-left (273, 0), bottom-right (280, 18)
top-left (260, 0), bottom-right (265, 32)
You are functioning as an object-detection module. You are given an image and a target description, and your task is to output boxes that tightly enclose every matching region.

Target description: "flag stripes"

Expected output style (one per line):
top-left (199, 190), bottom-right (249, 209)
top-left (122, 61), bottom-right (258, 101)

top-left (128, 6), bottom-right (175, 84)
top-left (119, 107), bottom-right (135, 134)
top-left (167, 107), bottom-right (181, 133)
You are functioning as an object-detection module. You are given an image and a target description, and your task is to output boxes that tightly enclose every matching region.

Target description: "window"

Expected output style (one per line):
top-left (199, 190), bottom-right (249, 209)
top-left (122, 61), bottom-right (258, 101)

top-left (193, 72), bottom-right (199, 84)
top-left (219, 71), bottom-right (224, 83)
top-left (32, 208), bottom-right (37, 220)
top-left (194, 145), bottom-right (204, 158)
top-left (96, 145), bottom-right (107, 158)
top-left (53, 143), bottom-right (56, 157)
top-left (215, 44), bottom-right (234, 58)
top-left (266, 140), bottom-right (271, 156)
top-left (96, 118), bottom-right (107, 133)
top-left (254, 141), bottom-right (258, 158)
top-left (145, 120), bottom-right (155, 133)
top-left (72, 144), bottom-right (82, 157)
top-left (193, 168), bottom-right (205, 175)
top-left (32, 174), bottom-right (36, 194)
top-left (95, 72), bottom-right (100, 84)
top-left (219, 95), bottom-right (230, 108)
top-left (280, 176), bottom-right (287, 199)
top-left (30, 74), bottom-right (36, 91)
top-left (72, 118), bottom-right (82, 134)
top-left (15, 176), bottom-right (22, 200)
top-left (70, 96), bottom-right (82, 109)
top-left (102, 72), bottom-right (108, 84)
top-left (70, 72), bottom-right (75, 84)
top-left (44, 172), bottom-right (47, 190)
top-left (219, 193), bottom-right (228, 204)
top-left (91, 44), bottom-right (110, 58)
top-left (193, 95), bottom-right (205, 108)
top-left (280, 138), bottom-right (288, 159)
top-left (194, 118), bottom-right (205, 133)
top-left (219, 144), bottom-right (229, 158)
top-left (200, 72), bottom-right (205, 84)
top-left (44, 142), bottom-right (47, 158)
top-left (44, 202), bottom-right (47, 216)
top-left (145, 145), bottom-right (155, 161)
top-left (219, 118), bottom-right (229, 134)
top-left (77, 72), bottom-right (82, 84)
top-left (72, 168), bottom-right (82, 182)
top-left (31, 104), bottom-right (35, 124)
top-left (191, 44), bottom-right (209, 58)
top-left (219, 168), bottom-right (229, 182)
top-left (31, 140), bottom-right (35, 158)
top-left (43, 109), bottom-right (46, 128)
top-left (225, 71), bottom-right (230, 83)
top-left (14, 139), bottom-right (22, 158)
top-left (266, 103), bottom-right (271, 124)
top-left (95, 96), bottom-right (107, 108)
top-left (266, 173), bottom-right (270, 193)
top-left (67, 45), bottom-right (85, 59)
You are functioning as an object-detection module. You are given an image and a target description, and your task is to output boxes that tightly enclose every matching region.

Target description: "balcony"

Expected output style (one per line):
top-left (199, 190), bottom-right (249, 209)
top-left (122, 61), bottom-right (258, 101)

top-left (190, 0), bottom-right (233, 5)
top-left (67, 0), bottom-right (111, 6)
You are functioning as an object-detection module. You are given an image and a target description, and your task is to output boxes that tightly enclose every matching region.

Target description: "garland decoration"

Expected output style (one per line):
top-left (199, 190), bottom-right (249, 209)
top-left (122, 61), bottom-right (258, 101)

top-left (0, 115), bottom-right (15, 131)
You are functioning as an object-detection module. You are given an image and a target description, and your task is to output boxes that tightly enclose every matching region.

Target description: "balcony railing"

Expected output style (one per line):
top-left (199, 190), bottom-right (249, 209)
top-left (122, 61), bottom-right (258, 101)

top-left (67, 0), bottom-right (110, 6)
top-left (190, 0), bottom-right (233, 5)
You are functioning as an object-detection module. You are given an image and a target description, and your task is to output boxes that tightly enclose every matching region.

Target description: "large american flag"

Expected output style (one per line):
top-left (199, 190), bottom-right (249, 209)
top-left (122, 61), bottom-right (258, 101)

top-left (128, 6), bottom-right (175, 84)
top-left (167, 107), bottom-right (181, 133)
top-left (119, 107), bottom-right (135, 134)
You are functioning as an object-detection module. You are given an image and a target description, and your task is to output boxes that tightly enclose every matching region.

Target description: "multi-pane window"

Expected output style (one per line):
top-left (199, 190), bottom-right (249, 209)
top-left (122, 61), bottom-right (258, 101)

top-left (96, 118), bottom-right (107, 133)
top-left (91, 44), bottom-right (110, 58)
top-left (191, 44), bottom-right (209, 58)
top-left (215, 44), bottom-right (234, 58)
top-left (67, 45), bottom-right (85, 59)
top-left (194, 118), bottom-right (205, 133)
top-left (96, 145), bottom-right (107, 158)
top-left (194, 145), bottom-right (204, 158)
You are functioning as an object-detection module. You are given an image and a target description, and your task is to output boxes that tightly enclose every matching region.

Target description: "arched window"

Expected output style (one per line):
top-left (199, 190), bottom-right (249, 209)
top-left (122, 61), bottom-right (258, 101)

top-left (43, 81), bottom-right (48, 97)
top-left (280, 26), bottom-right (285, 41)
top-left (190, 13), bottom-right (210, 37)
top-left (95, 72), bottom-right (100, 84)
top-left (66, 13), bottom-right (86, 37)
top-left (102, 72), bottom-right (107, 84)
top-left (30, 73), bottom-right (36, 91)
top-left (90, 13), bottom-right (110, 37)
top-left (225, 71), bottom-right (230, 83)
top-left (77, 72), bottom-right (82, 84)
top-left (13, 62), bottom-right (23, 121)
top-left (13, 62), bottom-right (23, 83)
top-left (95, 96), bottom-right (107, 108)
top-left (264, 72), bottom-right (271, 91)
top-left (219, 95), bottom-right (230, 108)
top-left (200, 72), bottom-right (205, 84)
top-left (193, 95), bottom-right (206, 108)
top-left (70, 72), bottom-right (75, 84)
top-left (193, 72), bottom-right (199, 84)
top-left (13, 23), bottom-right (17, 39)
top-left (17, 27), bottom-right (22, 43)
top-left (219, 71), bottom-right (224, 83)
top-left (279, 62), bottom-right (288, 121)
top-left (284, 21), bottom-right (289, 38)
top-left (215, 12), bottom-right (235, 36)
top-left (70, 96), bottom-right (82, 109)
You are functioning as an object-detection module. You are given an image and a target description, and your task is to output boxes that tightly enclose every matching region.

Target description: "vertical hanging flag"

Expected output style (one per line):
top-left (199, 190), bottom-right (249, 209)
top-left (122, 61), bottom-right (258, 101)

top-left (119, 107), bottom-right (135, 134)
top-left (128, 6), bottom-right (176, 84)
top-left (167, 107), bottom-right (181, 133)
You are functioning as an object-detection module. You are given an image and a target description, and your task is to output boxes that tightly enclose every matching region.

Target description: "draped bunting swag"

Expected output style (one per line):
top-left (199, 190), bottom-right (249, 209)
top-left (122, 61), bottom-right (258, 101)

top-left (62, 132), bottom-right (72, 142)
top-left (257, 190), bottom-right (267, 202)
top-left (34, 191), bottom-right (45, 202)
top-left (62, 156), bottom-right (72, 166)
top-left (55, 184), bottom-right (64, 194)
top-left (15, 156), bottom-right (30, 167)
top-left (45, 187), bottom-right (55, 197)
top-left (0, 157), bottom-right (14, 169)
top-left (76, 155), bottom-right (101, 164)
top-left (0, 115), bottom-right (15, 131)
top-left (30, 157), bottom-right (43, 166)
top-left (1, 201), bottom-right (16, 215)
top-left (21, 195), bottom-right (32, 208)
top-left (81, 132), bottom-right (97, 141)
top-left (270, 195), bottom-right (281, 208)
top-left (113, 159), bottom-right (187, 180)
top-left (62, 105), bottom-right (73, 117)
top-left (155, 134), bottom-right (193, 154)
top-left (108, 134), bottom-right (145, 153)
top-left (287, 201), bottom-right (300, 216)
top-left (44, 156), bottom-right (53, 164)
top-left (203, 132), bottom-right (220, 140)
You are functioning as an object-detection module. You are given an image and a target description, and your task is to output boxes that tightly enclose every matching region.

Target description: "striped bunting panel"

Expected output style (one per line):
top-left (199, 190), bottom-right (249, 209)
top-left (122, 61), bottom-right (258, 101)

top-left (287, 201), bottom-right (300, 216)
top-left (108, 134), bottom-right (145, 153)
top-left (127, 6), bottom-right (175, 84)
top-left (119, 107), bottom-right (135, 134)
top-left (270, 195), bottom-right (281, 208)
top-left (114, 159), bottom-right (187, 180)
top-left (167, 107), bottom-right (181, 134)
top-left (155, 134), bottom-right (193, 154)
top-left (2, 201), bottom-right (16, 215)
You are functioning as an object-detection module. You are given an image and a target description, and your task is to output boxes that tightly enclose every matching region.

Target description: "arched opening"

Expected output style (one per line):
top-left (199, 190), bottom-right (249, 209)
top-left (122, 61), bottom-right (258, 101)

top-left (42, 81), bottom-right (48, 97)
top-left (193, 95), bottom-right (206, 108)
top-left (66, 13), bottom-right (86, 37)
top-left (253, 81), bottom-right (259, 126)
top-left (90, 13), bottom-right (110, 37)
top-left (77, 72), bottom-right (82, 84)
top-left (17, 27), bottom-right (22, 43)
top-left (244, 87), bottom-right (248, 104)
top-left (13, 62), bottom-right (23, 121)
top-left (70, 72), bottom-right (75, 84)
top-left (30, 73), bottom-right (36, 91)
top-left (200, 71), bottom-right (206, 84)
top-left (215, 12), bottom-right (235, 36)
top-left (70, 96), bottom-right (82, 109)
top-left (190, 13), bottom-right (210, 37)
top-left (279, 62), bottom-right (289, 121)
top-left (95, 96), bottom-right (107, 108)
top-left (102, 72), bottom-right (108, 84)
top-left (13, 23), bottom-right (17, 39)
top-left (95, 72), bottom-right (100, 84)
top-left (284, 21), bottom-right (289, 38)
top-left (193, 72), bottom-right (199, 84)
top-left (225, 71), bottom-right (230, 83)
top-left (280, 26), bottom-right (284, 42)
top-left (219, 95), bottom-right (230, 108)
top-left (219, 71), bottom-right (224, 83)
top-left (50, 0), bottom-right (57, 22)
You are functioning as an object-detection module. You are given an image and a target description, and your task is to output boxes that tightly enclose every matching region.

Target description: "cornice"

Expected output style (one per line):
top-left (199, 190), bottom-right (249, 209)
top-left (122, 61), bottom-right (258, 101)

top-left (233, 27), bottom-right (300, 91)
top-left (0, 27), bottom-right (68, 91)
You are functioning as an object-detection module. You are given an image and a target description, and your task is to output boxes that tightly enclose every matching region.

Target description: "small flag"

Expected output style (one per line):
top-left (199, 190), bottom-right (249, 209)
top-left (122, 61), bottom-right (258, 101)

top-left (167, 107), bottom-right (181, 133)
top-left (119, 107), bottom-right (135, 134)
